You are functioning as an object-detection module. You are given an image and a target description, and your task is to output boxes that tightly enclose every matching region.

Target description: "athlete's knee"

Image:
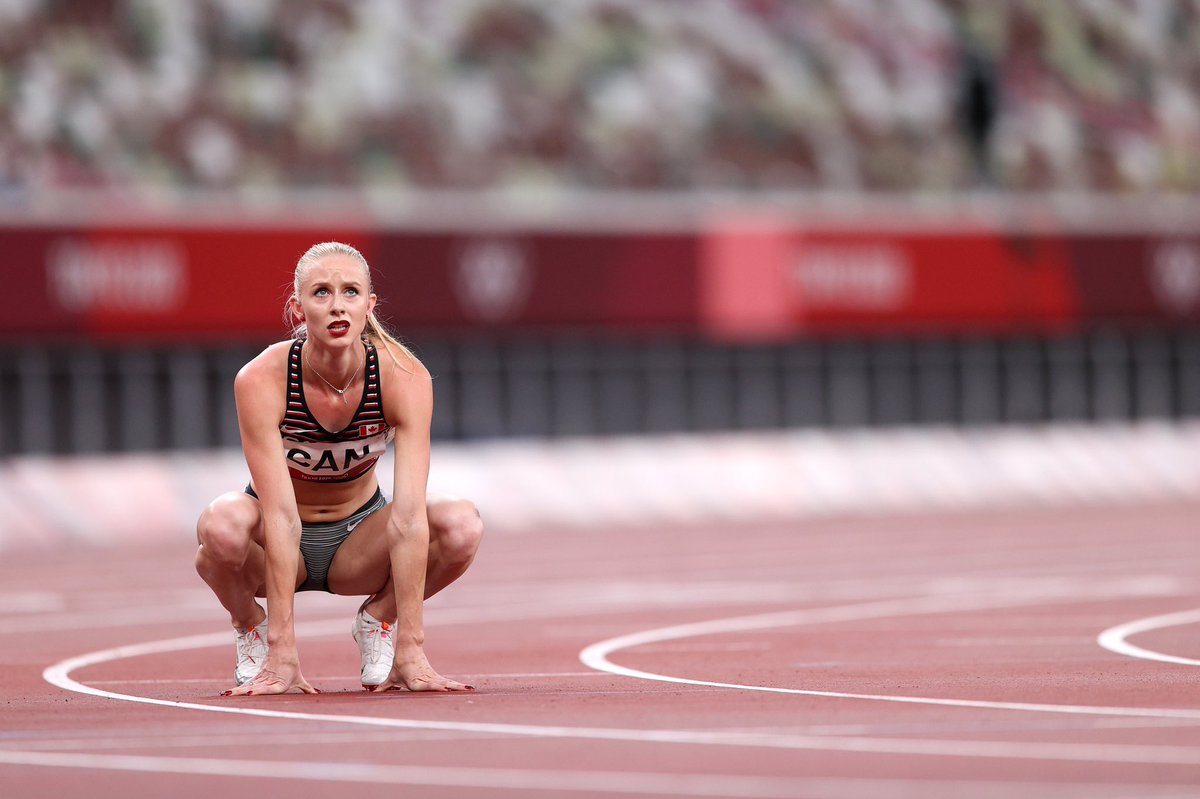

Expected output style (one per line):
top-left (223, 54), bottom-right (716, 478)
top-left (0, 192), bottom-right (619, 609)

top-left (196, 494), bottom-right (258, 569)
top-left (430, 499), bottom-right (483, 568)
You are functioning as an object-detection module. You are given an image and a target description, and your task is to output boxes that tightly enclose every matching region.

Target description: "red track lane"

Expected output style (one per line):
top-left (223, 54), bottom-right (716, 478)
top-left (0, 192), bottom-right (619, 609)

top-left (2, 502), bottom-right (1200, 799)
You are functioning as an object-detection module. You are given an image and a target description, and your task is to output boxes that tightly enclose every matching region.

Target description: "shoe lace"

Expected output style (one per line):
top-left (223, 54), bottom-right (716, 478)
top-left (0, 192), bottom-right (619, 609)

top-left (237, 626), bottom-right (265, 663)
top-left (362, 620), bottom-right (391, 663)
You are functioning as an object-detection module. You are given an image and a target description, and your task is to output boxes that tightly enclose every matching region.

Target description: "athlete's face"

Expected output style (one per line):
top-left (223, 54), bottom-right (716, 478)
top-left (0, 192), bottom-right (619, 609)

top-left (292, 255), bottom-right (377, 344)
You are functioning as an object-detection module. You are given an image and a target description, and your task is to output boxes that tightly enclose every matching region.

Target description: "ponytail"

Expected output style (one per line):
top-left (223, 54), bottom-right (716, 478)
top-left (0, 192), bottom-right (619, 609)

top-left (364, 309), bottom-right (417, 375)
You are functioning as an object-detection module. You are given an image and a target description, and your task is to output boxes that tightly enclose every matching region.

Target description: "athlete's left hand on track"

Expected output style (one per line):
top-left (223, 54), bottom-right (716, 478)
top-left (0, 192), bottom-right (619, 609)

top-left (223, 664), bottom-right (320, 696)
top-left (368, 647), bottom-right (474, 693)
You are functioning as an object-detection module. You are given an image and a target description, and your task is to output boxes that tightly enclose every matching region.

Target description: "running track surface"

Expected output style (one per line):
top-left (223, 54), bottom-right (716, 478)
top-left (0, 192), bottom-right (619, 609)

top-left (2, 501), bottom-right (1200, 799)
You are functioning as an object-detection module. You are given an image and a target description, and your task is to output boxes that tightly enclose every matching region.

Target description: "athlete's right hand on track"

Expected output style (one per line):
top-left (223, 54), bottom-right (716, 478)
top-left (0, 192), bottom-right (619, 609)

top-left (223, 652), bottom-right (319, 696)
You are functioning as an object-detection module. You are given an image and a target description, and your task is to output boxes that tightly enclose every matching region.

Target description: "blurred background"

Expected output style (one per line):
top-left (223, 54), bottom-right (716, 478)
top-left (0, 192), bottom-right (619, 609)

top-left (1, 0), bottom-right (1199, 543)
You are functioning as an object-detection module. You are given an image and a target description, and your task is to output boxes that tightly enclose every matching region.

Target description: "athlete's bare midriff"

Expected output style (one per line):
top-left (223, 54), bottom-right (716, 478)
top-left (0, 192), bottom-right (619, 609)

top-left (291, 470), bottom-right (384, 523)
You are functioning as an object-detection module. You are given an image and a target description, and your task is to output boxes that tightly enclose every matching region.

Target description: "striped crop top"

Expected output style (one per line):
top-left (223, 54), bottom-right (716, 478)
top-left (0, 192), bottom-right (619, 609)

top-left (280, 339), bottom-right (393, 483)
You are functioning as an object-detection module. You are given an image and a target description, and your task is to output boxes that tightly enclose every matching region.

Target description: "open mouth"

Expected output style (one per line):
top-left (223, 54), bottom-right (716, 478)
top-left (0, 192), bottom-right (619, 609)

top-left (328, 321), bottom-right (351, 335)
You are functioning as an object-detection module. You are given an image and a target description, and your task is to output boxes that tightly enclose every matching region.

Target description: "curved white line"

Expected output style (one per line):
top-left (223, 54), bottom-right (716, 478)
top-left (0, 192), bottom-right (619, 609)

top-left (1097, 608), bottom-right (1200, 666)
top-left (41, 629), bottom-right (688, 742)
top-left (36, 636), bottom-right (1200, 764)
top-left (39, 592), bottom-right (1200, 766)
top-left (580, 595), bottom-right (1200, 720)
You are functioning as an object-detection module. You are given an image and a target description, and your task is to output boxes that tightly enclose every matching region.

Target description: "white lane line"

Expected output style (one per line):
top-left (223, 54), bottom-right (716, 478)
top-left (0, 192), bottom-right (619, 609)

top-left (0, 591), bottom-right (66, 614)
top-left (2, 730), bottom-right (484, 751)
top-left (0, 605), bottom-right (224, 635)
top-left (579, 594), bottom-right (1200, 720)
top-left (932, 637), bottom-right (1087, 647)
top-left (0, 749), bottom-right (868, 798)
top-left (1097, 608), bottom-right (1200, 667)
top-left (0, 577), bottom-right (879, 636)
top-left (3, 751), bottom-right (1191, 799)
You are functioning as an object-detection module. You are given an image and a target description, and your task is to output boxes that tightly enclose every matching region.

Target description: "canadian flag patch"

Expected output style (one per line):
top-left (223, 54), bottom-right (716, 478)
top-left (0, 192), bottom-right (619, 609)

top-left (359, 423), bottom-right (384, 436)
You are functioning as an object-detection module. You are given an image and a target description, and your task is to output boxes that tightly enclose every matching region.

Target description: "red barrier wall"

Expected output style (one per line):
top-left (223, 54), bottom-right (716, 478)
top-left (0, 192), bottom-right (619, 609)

top-left (6, 226), bottom-right (371, 342)
top-left (372, 231), bottom-right (698, 332)
top-left (3, 220), bottom-right (1199, 343)
top-left (699, 220), bottom-right (1081, 338)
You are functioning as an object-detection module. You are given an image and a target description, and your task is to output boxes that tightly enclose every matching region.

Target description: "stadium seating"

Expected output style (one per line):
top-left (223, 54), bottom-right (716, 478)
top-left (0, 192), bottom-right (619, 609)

top-left (1, 0), bottom-right (1197, 197)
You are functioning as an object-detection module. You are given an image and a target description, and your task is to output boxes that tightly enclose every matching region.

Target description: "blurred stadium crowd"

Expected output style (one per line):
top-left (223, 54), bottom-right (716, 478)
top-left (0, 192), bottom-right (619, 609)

top-left (2, 0), bottom-right (1199, 198)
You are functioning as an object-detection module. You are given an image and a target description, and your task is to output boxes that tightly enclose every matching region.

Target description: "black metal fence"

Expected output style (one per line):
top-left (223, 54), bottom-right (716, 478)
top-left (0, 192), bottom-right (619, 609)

top-left (1, 330), bottom-right (1197, 456)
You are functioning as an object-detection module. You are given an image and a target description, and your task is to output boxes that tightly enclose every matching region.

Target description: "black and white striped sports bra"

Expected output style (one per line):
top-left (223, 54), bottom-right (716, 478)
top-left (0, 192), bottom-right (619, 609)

top-left (279, 339), bottom-right (393, 483)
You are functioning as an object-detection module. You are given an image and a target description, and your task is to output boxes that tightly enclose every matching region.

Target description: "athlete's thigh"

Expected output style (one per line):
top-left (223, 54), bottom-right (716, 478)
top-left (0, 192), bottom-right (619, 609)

top-left (323, 502), bottom-right (393, 597)
top-left (197, 491), bottom-right (263, 547)
top-left (198, 491), bottom-right (307, 595)
top-left (324, 496), bottom-right (473, 597)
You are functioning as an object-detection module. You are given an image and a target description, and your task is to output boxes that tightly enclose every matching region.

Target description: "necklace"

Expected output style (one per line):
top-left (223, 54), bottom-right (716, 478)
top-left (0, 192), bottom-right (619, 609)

top-left (304, 345), bottom-right (362, 403)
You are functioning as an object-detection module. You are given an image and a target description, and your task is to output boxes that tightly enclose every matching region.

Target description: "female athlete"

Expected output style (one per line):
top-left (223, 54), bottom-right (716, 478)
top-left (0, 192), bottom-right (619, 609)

top-left (195, 241), bottom-right (482, 695)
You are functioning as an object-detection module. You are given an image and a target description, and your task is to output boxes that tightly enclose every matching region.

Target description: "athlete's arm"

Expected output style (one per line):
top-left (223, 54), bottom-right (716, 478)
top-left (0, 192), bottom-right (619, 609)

top-left (226, 346), bottom-right (317, 696)
top-left (373, 345), bottom-right (471, 692)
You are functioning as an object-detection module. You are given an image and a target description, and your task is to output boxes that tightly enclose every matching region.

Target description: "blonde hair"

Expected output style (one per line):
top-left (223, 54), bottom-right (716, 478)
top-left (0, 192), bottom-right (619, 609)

top-left (288, 241), bottom-right (415, 372)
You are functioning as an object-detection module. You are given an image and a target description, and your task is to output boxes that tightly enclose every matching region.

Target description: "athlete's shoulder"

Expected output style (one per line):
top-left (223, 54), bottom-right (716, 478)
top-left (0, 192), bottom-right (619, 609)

top-left (375, 339), bottom-right (431, 383)
top-left (236, 340), bottom-right (296, 392)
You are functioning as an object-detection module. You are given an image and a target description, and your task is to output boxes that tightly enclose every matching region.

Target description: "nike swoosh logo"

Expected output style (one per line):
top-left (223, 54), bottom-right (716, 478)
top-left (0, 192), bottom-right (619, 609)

top-left (347, 519), bottom-right (363, 533)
